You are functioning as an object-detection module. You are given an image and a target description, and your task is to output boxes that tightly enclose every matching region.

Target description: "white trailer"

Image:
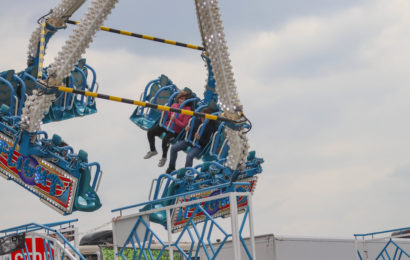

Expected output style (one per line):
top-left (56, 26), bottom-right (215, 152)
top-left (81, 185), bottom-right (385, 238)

top-left (198, 233), bottom-right (410, 260)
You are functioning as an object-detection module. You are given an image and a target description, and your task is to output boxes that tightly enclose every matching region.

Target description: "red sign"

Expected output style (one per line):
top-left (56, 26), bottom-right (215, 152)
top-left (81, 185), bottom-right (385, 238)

top-left (10, 238), bottom-right (54, 260)
top-left (171, 177), bottom-right (258, 232)
top-left (0, 133), bottom-right (78, 214)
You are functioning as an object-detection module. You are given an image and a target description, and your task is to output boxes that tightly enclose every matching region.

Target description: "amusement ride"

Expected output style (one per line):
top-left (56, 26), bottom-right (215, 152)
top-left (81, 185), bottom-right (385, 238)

top-left (0, 0), bottom-right (264, 259)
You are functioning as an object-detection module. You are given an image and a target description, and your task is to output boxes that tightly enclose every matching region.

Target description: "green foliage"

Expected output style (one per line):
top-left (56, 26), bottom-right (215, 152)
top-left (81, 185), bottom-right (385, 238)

top-left (101, 246), bottom-right (182, 260)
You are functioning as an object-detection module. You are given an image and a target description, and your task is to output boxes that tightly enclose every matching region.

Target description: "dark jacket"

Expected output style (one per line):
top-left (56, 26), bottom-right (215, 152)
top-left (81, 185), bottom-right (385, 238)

top-left (190, 118), bottom-right (217, 148)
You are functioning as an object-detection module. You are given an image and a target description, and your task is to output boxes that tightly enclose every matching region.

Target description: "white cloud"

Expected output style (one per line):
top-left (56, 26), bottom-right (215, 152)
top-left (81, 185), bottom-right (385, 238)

top-left (230, 0), bottom-right (410, 236)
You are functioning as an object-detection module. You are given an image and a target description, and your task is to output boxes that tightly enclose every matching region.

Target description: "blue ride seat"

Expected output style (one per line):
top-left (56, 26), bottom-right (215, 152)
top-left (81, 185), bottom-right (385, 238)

top-left (73, 60), bottom-right (97, 116)
top-left (0, 70), bottom-right (25, 117)
top-left (42, 59), bottom-right (98, 123)
top-left (140, 180), bottom-right (179, 225)
top-left (155, 89), bottom-right (202, 146)
top-left (74, 149), bottom-right (102, 212)
top-left (47, 134), bottom-right (74, 157)
top-left (48, 76), bottom-right (76, 122)
top-left (19, 68), bottom-right (38, 96)
top-left (143, 149), bottom-right (264, 226)
top-left (0, 70), bottom-right (15, 110)
top-left (130, 75), bottom-right (177, 130)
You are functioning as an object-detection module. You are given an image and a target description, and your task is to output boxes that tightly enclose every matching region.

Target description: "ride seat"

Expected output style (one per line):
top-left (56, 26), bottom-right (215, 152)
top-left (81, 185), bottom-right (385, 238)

top-left (202, 122), bottom-right (229, 162)
top-left (74, 149), bottom-right (102, 212)
top-left (130, 80), bottom-right (177, 130)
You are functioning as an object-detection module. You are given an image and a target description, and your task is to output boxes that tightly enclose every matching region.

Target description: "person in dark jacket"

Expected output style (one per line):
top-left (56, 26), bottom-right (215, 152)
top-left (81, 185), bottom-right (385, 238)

top-left (166, 107), bottom-right (217, 173)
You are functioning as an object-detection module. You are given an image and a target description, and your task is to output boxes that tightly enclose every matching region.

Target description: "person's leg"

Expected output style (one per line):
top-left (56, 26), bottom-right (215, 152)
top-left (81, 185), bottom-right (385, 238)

top-left (185, 147), bottom-right (201, 168)
top-left (167, 141), bottom-right (189, 172)
top-left (147, 126), bottom-right (164, 151)
top-left (161, 132), bottom-right (177, 158)
top-left (158, 132), bottom-right (177, 167)
top-left (145, 126), bottom-right (164, 159)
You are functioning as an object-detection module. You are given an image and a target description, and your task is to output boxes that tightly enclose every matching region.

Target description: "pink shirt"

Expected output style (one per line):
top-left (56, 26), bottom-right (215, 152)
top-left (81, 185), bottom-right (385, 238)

top-left (166, 103), bottom-right (191, 133)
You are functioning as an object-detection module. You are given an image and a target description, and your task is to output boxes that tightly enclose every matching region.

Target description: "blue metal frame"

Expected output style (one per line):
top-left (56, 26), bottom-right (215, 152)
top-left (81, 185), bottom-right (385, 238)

top-left (355, 227), bottom-right (410, 259)
top-left (0, 61), bottom-right (102, 215)
top-left (0, 220), bottom-right (85, 260)
top-left (114, 193), bottom-right (254, 260)
top-left (201, 55), bottom-right (218, 105)
top-left (0, 116), bottom-right (102, 214)
top-left (112, 182), bottom-right (250, 213)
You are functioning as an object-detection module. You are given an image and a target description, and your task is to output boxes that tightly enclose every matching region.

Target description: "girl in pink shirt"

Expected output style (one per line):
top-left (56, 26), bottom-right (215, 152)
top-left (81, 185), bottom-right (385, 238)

top-left (144, 91), bottom-right (192, 167)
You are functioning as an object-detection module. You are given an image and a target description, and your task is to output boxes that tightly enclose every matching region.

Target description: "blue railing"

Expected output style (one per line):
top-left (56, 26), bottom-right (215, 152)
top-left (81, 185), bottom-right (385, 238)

top-left (0, 219), bottom-right (85, 260)
top-left (114, 192), bottom-right (255, 260)
top-left (112, 182), bottom-right (251, 213)
top-left (355, 227), bottom-right (410, 260)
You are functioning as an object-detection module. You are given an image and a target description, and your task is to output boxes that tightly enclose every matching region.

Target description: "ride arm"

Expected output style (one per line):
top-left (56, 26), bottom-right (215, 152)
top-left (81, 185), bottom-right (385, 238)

top-left (22, 0), bottom-right (119, 133)
top-left (28, 0), bottom-right (86, 63)
top-left (48, 0), bottom-right (86, 28)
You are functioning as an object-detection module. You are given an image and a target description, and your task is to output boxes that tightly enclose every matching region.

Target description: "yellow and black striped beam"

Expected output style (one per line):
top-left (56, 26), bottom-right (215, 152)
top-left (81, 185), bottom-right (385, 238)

top-left (56, 86), bottom-right (235, 123)
top-left (66, 20), bottom-right (204, 51)
top-left (37, 20), bottom-right (47, 79)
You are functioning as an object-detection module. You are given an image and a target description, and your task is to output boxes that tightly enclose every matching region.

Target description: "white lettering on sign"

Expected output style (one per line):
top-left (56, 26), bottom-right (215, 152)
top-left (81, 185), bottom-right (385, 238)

top-left (10, 237), bottom-right (54, 260)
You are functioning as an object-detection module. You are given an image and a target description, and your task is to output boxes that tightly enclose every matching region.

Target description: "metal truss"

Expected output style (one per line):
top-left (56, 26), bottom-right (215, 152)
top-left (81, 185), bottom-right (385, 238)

top-left (112, 192), bottom-right (256, 260)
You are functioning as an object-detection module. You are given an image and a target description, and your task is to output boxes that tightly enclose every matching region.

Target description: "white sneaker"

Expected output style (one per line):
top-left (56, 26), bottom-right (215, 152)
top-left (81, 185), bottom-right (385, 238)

top-left (144, 151), bottom-right (158, 159)
top-left (158, 157), bottom-right (167, 167)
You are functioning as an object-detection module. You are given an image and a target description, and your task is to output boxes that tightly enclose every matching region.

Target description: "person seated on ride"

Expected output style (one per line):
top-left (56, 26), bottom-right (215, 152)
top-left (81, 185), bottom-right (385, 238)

top-left (166, 107), bottom-right (217, 174)
top-left (144, 91), bottom-right (192, 167)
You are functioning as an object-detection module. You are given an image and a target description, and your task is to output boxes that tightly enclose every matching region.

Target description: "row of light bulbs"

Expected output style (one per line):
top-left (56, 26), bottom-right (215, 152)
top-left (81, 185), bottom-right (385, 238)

top-left (48, 0), bottom-right (119, 84)
top-left (195, 0), bottom-right (248, 169)
top-left (21, 90), bottom-right (55, 133)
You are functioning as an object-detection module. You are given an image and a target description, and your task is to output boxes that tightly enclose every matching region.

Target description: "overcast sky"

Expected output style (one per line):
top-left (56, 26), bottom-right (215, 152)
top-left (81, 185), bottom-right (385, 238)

top-left (2, 0), bottom-right (410, 240)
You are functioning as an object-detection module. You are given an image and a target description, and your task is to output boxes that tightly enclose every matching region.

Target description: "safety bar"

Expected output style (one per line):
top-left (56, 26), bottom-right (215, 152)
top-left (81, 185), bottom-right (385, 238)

top-left (83, 64), bottom-right (97, 107)
top-left (159, 91), bottom-right (179, 129)
top-left (137, 79), bottom-right (160, 115)
top-left (74, 66), bottom-right (87, 102)
top-left (184, 104), bottom-right (208, 142)
top-left (84, 64), bottom-right (97, 92)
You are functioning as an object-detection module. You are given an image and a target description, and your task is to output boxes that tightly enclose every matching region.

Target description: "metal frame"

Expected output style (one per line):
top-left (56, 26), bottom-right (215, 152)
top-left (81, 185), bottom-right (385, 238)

top-left (0, 220), bottom-right (83, 260)
top-left (355, 227), bottom-right (410, 259)
top-left (112, 191), bottom-right (256, 260)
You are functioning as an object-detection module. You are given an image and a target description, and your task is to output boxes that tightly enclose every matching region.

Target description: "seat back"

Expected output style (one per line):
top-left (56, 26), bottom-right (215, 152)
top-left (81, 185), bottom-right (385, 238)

top-left (130, 82), bottom-right (177, 130)
top-left (205, 122), bottom-right (229, 161)
top-left (0, 70), bottom-right (26, 116)
top-left (130, 80), bottom-right (178, 130)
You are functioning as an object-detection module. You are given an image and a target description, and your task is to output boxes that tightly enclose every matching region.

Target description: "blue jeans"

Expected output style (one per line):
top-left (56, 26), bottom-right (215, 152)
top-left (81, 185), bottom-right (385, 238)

top-left (168, 141), bottom-right (201, 170)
